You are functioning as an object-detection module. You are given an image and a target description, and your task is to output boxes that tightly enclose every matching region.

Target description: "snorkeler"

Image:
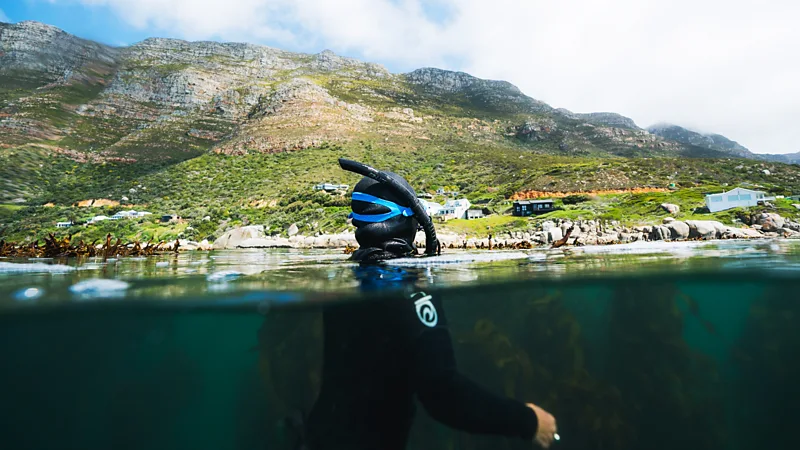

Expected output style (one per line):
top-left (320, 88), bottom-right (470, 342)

top-left (302, 159), bottom-right (558, 449)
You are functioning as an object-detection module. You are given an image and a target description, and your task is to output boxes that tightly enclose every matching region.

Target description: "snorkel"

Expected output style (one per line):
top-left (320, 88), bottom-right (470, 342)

top-left (339, 158), bottom-right (441, 256)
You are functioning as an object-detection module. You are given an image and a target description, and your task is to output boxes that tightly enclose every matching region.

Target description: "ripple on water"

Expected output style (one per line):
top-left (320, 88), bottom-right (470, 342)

top-left (385, 251), bottom-right (529, 267)
top-left (207, 271), bottom-right (244, 283)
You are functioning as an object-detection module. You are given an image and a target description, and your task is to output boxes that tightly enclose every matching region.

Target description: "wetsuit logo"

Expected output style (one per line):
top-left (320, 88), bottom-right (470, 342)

top-left (412, 292), bottom-right (438, 327)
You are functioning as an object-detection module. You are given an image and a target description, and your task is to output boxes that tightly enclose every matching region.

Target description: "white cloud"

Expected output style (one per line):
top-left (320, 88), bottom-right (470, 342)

top-left (63, 0), bottom-right (800, 154)
top-left (0, 8), bottom-right (11, 23)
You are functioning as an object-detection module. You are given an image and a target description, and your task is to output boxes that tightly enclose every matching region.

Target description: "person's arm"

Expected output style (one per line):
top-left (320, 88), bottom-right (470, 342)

top-left (407, 292), bottom-right (538, 440)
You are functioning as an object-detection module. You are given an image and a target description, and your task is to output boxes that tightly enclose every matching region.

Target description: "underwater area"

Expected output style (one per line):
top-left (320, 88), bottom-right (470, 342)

top-left (1, 239), bottom-right (799, 450)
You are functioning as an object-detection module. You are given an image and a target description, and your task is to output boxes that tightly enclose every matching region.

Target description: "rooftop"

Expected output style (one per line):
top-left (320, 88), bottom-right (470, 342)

top-left (515, 199), bottom-right (554, 204)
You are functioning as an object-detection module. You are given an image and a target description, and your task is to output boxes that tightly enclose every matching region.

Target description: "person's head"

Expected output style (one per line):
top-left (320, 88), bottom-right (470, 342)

top-left (349, 172), bottom-right (419, 261)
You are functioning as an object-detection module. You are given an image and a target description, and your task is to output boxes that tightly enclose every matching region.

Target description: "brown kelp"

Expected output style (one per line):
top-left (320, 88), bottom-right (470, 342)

top-left (436, 287), bottom-right (632, 450)
top-left (605, 281), bottom-right (726, 450)
top-left (732, 284), bottom-right (800, 449)
top-left (0, 233), bottom-right (179, 258)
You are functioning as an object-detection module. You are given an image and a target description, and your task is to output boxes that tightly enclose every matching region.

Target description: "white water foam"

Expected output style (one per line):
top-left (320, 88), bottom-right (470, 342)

top-left (385, 251), bottom-right (529, 267)
top-left (0, 262), bottom-right (75, 274)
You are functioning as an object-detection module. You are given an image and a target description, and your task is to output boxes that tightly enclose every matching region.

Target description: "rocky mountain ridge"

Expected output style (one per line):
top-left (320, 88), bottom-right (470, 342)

top-left (647, 123), bottom-right (797, 163)
top-left (1, 19), bottom-right (765, 163)
top-left (760, 152), bottom-right (800, 164)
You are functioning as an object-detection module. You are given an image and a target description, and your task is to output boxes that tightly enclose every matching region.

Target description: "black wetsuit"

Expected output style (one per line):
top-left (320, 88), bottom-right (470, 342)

top-left (305, 284), bottom-right (539, 450)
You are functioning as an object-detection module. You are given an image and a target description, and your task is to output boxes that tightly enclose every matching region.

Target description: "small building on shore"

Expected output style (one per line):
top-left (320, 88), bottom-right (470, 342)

top-left (56, 221), bottom-right (73, 228)
top-left (513, 199), bottom-right (554, 216)
top-left (314, 183), bottom-right (349, 193)
top-left (466, 209), bottom-right (485, 220)
top-left (110, 210), bottom-right (152, 220)
top-left (705, 187), bottom-right (774, 212)
top-left (437, 199), bottom-right (472, 220)
top-left (419, 199), bottom-right (443, 218)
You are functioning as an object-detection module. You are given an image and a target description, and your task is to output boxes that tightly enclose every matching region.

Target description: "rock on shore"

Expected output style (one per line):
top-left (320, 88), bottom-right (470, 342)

top-left (208, 213), bottom-right (800, 250)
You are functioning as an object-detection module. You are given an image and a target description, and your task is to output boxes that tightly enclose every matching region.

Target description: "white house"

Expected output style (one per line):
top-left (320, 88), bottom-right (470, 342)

top-left (705, 187), bottom-right (774, 212)
top-left (314, 183), bottom-right (349, 192)
top-left (418, 198), bottom-right (473, 220)
top-left (419, 199), bottom-right (443, 217)
top-left (56, 221), bottom-right (73, 228)
top-left (111, 210), bottom-right (153, 220)
top-left (88, 215), bottom-right (110, 224)
top-left (437, 199), bottom-right (472, 220)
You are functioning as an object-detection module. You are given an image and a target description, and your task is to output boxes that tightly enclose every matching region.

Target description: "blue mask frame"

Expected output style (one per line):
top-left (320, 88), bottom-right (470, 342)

top-left (348, 192), bottom-right (414, 223)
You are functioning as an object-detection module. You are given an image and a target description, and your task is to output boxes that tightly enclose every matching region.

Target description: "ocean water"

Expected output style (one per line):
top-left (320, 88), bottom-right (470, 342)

top-left (1, 239), bottom-right (799, 450)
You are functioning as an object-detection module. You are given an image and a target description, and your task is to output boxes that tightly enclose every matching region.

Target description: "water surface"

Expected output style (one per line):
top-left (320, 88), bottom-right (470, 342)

top-left (1, 239), bottom-right (799, 450)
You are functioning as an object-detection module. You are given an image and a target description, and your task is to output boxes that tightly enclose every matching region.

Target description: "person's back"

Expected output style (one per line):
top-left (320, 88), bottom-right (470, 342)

top-left (306, 294), bottom-right (418, 449)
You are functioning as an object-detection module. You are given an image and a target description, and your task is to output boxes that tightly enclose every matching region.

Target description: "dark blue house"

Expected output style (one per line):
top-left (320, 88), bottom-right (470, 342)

top-left (513, 199), bottom-right (554, 216)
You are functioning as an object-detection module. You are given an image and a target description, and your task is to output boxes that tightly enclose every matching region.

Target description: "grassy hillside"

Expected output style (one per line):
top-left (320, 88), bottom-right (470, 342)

top-left (2, 139), bottom-right (799, 243)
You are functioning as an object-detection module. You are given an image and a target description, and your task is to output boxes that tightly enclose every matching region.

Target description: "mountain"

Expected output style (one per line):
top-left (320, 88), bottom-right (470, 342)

top-left (1, 21), bottom-right (799, 241)
top-left (556, 109), bottom-right (640, 130)
top-left (760, 152), bottom-right (800, 165)
top-left (647, 123), bottom-right (800, 164)
top-left (646, 123), bottom-right (754, 158)
top-left (0, 20), bottom-right (704, 165)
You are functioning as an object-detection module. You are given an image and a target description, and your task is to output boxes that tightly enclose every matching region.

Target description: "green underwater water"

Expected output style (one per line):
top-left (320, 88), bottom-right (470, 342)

top-left (1, 240), bottom-right (799, 450)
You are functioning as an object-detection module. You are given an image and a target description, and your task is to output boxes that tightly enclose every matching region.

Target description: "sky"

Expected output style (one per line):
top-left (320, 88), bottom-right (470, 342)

top-left (2, 0), bottom-right (799, 155)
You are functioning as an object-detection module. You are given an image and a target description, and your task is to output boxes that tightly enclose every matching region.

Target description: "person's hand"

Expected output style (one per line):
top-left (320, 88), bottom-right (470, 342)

top-left (527, 403), bottom-right (557, 448)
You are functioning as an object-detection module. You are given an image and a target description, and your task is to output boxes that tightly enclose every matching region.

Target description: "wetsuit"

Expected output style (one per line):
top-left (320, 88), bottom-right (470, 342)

top-left (305, 268), bottom-right (539, 450)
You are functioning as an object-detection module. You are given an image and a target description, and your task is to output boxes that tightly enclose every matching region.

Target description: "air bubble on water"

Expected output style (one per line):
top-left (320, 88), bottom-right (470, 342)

top-left (13, 287), bottom-right (44, 302)
top-left (69, 279), bottom-right (130, 300)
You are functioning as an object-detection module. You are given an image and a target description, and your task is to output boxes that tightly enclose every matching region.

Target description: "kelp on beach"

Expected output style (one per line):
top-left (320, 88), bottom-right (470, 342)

top-left (0, 233), bottom-right (180, 258)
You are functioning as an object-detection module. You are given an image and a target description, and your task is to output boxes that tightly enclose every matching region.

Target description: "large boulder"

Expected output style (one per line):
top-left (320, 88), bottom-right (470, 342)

top-left (547, 227), bottom-right (563, 243)
top-left (597, 233), bottom-right (618, 245)
top-left (288, 223), bottom-right (300, 236)
top-left (721, 227), bottom-right (763, 239)
top-left (686, 220), bottom-right (726, 240)
top-left (792, 204), bottom-right (800, 210)
top-left (756, 213), bottom-right (785, 232)
top-left (212, 225), bottom-right (266, 249)
top-left (561, 221), bottom-right (574, 235)
top-left (665, 220), bottom-right (690, 240)
top-left (238, 237), bottom-right (293, 248)
top-left (542, 221), bottom-right (556, 232)
top-left (661, 203), bottom-right (680, 215)
top-left (649, 225), bottom-right (671, 241)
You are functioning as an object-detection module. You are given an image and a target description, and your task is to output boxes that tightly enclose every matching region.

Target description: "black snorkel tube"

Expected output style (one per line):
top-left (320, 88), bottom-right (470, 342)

top-left (339, 158), bottom-right (441, 256)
